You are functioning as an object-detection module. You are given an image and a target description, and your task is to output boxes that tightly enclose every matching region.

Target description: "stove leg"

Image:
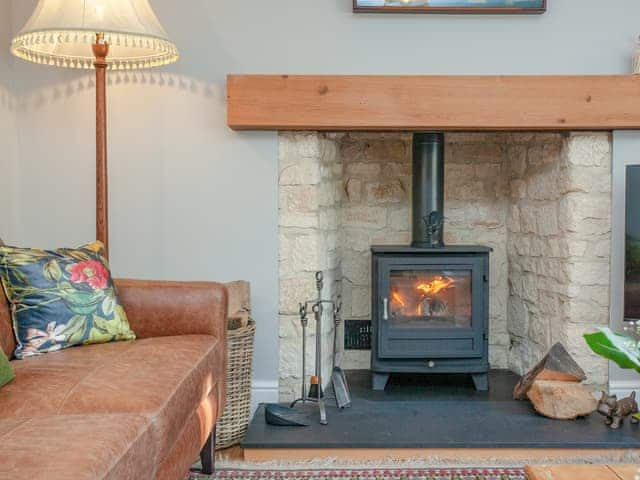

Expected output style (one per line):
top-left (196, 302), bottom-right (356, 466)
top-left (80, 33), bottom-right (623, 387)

top-left (372, 372), bottom-right (390, 391)
top-left (472, 373), bottom-right (488, 391)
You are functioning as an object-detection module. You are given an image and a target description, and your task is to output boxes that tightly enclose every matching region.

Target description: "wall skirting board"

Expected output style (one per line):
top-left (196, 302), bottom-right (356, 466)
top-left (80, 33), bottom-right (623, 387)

top-left (251, 380), bottom-right (279, 414)
top-left (609, 380), bottom-right (640, 398)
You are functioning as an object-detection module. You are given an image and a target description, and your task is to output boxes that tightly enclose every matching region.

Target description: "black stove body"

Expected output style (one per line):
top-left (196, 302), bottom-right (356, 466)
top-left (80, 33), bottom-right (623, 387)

top-left (370, 133), bottom-right (490, 391)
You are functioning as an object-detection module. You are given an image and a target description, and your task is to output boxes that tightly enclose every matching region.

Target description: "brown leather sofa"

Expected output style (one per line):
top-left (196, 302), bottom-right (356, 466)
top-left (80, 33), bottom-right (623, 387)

top-left (0, 279), bottom-right (227, 480)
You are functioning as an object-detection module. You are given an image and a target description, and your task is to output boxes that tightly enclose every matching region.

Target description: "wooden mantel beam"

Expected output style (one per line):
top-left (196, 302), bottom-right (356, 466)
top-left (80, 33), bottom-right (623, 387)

top-left (227, 75), bottom-right (640, 131)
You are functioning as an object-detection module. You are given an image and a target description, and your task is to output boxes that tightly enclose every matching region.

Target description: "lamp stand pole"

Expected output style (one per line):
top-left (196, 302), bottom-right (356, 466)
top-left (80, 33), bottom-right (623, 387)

top-left (93, 33), bottom-right (110, 259)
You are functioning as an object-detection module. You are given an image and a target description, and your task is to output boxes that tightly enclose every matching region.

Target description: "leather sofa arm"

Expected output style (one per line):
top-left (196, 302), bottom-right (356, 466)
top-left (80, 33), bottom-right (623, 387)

top-left (114, 279), bottom-right (228, 341)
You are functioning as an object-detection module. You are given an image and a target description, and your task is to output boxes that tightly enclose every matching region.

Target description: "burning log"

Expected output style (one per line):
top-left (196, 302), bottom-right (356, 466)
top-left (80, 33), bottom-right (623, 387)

top-left (416, 275), bottom-right (455, 296)
top-left (513, 342), bottom-right (587, 400)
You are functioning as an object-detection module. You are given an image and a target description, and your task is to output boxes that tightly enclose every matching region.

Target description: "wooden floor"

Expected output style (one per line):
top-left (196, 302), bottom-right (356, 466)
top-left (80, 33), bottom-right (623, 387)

top-left (526, 464), bottom-right (639, 480)
top-left (219, 445), bottom-right (640, 479)
top-left (242, 447), bottom-right (638, 463)
top-left (223, 444), bottom-right (637, 466)
top-left (216, 445), bottom-right (244, 462)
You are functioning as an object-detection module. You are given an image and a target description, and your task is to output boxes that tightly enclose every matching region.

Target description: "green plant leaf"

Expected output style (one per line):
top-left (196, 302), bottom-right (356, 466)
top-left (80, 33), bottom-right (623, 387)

top-left (92, 314), bottom-right (111, 333)
top-left (85, 316), bottom-right (115, 344)
top-left (9, 267), bottom-right (29, 286)
top-left (60, 288), bottom-right (105, 316)
top-left (101, 295), bottom-right (115, 317)
top-left (65, 315), bottom-right (87, 344)
top-left (584, 328), bottom-right (640, 373)
top-left (3, 252), bottom-right (49, 266)
top-left (43, 260), bottom-right (62, 282)
top-left (64, 250), bottom-right (91, 263)
top-left (114, 304), bottom-right (127, 322)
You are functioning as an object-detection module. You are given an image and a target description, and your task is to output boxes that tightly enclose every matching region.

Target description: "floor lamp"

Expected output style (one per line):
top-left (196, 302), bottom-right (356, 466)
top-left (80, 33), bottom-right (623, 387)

top-left (11, 0), bottom-right (179, 259)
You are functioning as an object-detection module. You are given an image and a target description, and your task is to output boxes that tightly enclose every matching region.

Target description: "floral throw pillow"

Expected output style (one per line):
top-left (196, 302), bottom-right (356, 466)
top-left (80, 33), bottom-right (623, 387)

top-left (0, 241), bottom-right (135, 359)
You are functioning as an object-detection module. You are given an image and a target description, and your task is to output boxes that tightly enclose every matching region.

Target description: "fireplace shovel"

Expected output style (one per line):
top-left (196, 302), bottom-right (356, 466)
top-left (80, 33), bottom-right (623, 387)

top-left (331, 301), bottom-right (352, 409)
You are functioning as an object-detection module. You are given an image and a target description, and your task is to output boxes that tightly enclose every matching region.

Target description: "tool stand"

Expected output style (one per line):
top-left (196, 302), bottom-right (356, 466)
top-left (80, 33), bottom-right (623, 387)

top-left (290, 271), bottom-right (340, 426)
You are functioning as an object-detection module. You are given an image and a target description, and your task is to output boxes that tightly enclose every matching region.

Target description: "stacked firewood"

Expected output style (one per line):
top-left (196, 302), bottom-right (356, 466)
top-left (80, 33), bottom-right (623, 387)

top-left (225, 281), bottom-right (251, 330)
top-left (514, 343), bottom-right (597, 420)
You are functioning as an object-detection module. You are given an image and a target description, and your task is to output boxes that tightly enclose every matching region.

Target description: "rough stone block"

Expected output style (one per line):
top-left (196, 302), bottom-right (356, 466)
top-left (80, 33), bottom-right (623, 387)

top-left (280, 275), bottom-right (317, 315)
top-left (342, 252), bottom-right (371, 286)
top-left (387, 207), bottom-right (411, 231)
top-left (362, 137), bottom-right (408, 163)
top-left (489, 346), bottom-right (509, 369)
top-left (279, 314), bottom-right (303, 340)
top-left (351, 286), bottom-right (371, 317)
top-left (445, 163), bottom-right (476, 182)
top-left (343, 350), bottom-right (372, 370)
top-left (280, 185), bottom-right (319, 214)
top-left (527, 172), bottom-right (559, 201)
top-left (342, 206), bottom-right (387, 229)
top-left (365, 180), bottom-right (405, 204)
top-left (345, 162), bottom-right (381, 179)
top-left (508, 296), bottom-right (529, 336)
top-left (319, 209), bottom-right (338, 230)
top-left (279, 132), bottom-right (321, 164)
top-left (542, 142), bottom-right (563, 166)
top-left (382, 162), bottom-right (411, 177)
top-left (568, 261), bottom-right (610, 287)
top-left (506, 144), bottom-right (528, 178)
top-left (291, 234), bottom-right (324, 272)
top-left (345, 178), bottom-right (363, 203)
top-left (448, 142), bottom-right (503, 164)
top-left (446, 180), bottom-right (486, 201)
top-left (562, 299), bottom-right (609, 325)
top-left (279, 158), bottom-right (321, 186)
top-left (279, 212), bottom-right (318, 229)
top-left (566, 133), bottom-right (611, 168)
top-left (560, 165), bottom-right (612, 195)
top-left (510, 180), bottom-right (528, 200)
top-left (528, 315), bottom-right (550, 346)
top-left (371, 231), bottom-right (411, 245)
top-left (340, 228), bottom-right (371, 252)
top-left (560, 193), bottom-right (611, 231)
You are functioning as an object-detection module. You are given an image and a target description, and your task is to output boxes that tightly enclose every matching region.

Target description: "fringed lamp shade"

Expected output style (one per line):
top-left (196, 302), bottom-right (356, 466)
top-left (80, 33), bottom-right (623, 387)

top-left (11, 0), bottom-right (179, 70)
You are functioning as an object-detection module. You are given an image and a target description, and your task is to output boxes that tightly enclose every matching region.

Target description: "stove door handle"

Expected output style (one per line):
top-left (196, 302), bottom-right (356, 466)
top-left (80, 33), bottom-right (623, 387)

top-left (382, 297), bottom-right (389, 321)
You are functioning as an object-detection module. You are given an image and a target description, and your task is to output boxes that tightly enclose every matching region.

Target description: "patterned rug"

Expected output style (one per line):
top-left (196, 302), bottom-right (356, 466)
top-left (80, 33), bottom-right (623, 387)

top-left (188, 467), bottom-right (526, 479)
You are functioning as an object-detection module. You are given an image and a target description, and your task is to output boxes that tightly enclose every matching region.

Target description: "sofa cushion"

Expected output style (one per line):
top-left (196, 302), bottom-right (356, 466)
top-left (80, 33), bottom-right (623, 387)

top-left (0, 241), bottom-right (135, 359)
top-left (0, 334), bottom-right (219, 464)
top-left (0, 414), bottom-right (156, 480)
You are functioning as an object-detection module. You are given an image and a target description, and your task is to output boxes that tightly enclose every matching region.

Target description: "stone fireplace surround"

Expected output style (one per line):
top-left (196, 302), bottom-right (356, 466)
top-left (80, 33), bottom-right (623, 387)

top-left (278, 131), bottom-right (611, 402)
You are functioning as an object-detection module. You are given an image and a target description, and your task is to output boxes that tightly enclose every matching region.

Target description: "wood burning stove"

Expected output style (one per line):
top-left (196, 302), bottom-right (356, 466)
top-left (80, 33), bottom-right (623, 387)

top-left (370, 133), bottom-right (490, 391)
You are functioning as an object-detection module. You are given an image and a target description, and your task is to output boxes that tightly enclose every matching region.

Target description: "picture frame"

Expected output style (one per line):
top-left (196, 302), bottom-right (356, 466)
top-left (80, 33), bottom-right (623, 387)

top-left (353, 0), bottom-right (547, 14)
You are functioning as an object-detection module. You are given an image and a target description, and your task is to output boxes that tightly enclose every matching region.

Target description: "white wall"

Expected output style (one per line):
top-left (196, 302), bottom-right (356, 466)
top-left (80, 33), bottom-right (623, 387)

top-left (0, 0), bottom-right (18, 243)
top-left (6, 0), bottom-right (640, 397)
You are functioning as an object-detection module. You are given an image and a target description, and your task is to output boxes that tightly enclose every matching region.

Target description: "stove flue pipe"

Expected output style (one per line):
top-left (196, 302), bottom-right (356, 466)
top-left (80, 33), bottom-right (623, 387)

top-left (411, 132), bottom-right (445, 248)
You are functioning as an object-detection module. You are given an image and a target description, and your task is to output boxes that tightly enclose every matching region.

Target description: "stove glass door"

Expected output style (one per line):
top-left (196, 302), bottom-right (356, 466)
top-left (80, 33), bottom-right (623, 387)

top-left (376, 255), bottom-right (487, 359)
top-left (388, 269), bottom-right (472, 329)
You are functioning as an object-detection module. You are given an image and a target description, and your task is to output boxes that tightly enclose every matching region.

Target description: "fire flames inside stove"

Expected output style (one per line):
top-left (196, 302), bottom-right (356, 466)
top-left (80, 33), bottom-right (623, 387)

top-left (389, 270), bottom-right (472, 329)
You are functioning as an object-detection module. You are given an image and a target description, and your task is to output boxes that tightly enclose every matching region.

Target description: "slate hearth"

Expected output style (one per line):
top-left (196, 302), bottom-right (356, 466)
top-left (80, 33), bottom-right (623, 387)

top-left (243, 370), bottom-right (640, 450)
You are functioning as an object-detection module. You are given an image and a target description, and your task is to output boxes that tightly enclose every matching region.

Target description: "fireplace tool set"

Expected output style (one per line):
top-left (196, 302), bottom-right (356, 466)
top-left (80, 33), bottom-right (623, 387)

top-left (287, 271), bottom-right (351, 425)
top-left (265, 271), bottom-right (351, 426)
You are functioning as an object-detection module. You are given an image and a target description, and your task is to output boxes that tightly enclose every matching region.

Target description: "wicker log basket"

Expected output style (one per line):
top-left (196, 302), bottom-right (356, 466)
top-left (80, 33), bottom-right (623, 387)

top-left (216, 282), bottom-right (255, 450)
